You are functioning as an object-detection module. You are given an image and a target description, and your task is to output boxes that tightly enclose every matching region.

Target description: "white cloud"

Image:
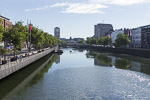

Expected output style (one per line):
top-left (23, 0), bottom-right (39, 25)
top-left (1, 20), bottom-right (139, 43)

top-left (51, 2), bottom-right (108, 14)
top-left (90, 0), bottom-right (150, 5)
top-left (50, 2), bottom-right (69, 7)
top-left (25, 6), bottom-right (51, 12)
top-left (25, 0), bottom-right (150, 14)
top-left (25, 2), bottom-right (108, 14)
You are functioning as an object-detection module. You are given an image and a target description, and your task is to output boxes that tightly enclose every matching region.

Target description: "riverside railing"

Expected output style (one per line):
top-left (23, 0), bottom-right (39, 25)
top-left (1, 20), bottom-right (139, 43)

top-left (0, 47), bottom-right (56, 80)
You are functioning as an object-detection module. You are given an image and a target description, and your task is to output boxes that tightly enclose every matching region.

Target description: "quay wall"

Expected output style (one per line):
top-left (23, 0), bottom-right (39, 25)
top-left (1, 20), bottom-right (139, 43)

top-left (78, 45), bottom-right (150, 58)
top-left (0, 47), bottom-right (56, 80)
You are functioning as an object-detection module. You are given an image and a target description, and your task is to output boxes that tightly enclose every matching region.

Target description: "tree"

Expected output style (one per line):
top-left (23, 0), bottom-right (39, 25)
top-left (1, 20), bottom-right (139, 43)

top-left (0, 49), bottom-right (9, 60)
top-left (115, 33), bottom-right (130, 47)
top-left (100, 36), bottom-right (112, 46)
top-left (97, 38), bottom-right (101, 45)
top-left (86, 37), bottom-right (91, 45)
top-left (0, 18), bottom-right (4, 42)
top-left (60, 40), bottom-right (67, 45)
top-left (4, 21), bottom-right (28, 56)
top-left (78, 40), bottom-right (84, 44)
top-left (91, 38), bottom-right (98, 45)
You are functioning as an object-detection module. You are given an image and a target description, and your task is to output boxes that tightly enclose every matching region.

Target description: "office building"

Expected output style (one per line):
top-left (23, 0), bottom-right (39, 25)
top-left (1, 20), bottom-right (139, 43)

top-left (54, 27), bottom-right (60, 39)
top-left (94, 23), bottom-right (113, 38)
top-left (141, 28), bottom-right (150, 48)
top-left (131, 28), bottom-right (141, 48)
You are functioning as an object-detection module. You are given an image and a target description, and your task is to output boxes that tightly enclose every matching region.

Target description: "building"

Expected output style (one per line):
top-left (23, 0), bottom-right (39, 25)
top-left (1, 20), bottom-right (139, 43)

top-left (0, 15), bottom-right (12, 31)
top-left (0, 15), bottom-right (12, 48)
top-left (141, 28), bottom-right (150, 48)
top-left (94, 23), bottom-right (113, 38)
top-left (74, 38), bottom-right (84, 43)
top-left (131, 28), bottom-right (141, 48)
top-left (111, 29), bottom-right (124, 43)
top-left (54, 27), bottom-right (60, 39)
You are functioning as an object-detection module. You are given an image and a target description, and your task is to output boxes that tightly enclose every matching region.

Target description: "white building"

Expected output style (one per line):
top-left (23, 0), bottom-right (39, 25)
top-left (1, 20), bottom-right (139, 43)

top-left (131, 28), bottom-right (141, 48)
top-left (111, 29), bottom-right (124, 43)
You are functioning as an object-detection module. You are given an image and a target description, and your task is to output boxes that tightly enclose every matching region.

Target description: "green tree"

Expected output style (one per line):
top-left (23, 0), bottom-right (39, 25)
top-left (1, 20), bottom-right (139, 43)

top-left (115, 33), bottom-right (130, 47)
top-left (100, 36), bottom-right (112, 46)
top-left (78, 40), bottom-right (84, 44)
top-left (4, 21), bottom-right (28, 56)
top-left (61, 40), bottom-right (67, 45)
top-left (91, 38), bottom-right (98, 45)
top-left (86, 37), bottom-right (91, 45)
top-left (0, 18), bottom-right (4, 41)
top-left (97, 38), bottom-right (101, 45)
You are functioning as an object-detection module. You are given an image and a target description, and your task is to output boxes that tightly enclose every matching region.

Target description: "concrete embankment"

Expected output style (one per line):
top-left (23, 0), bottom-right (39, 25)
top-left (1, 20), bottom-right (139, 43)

top-left (0, 47), bottom-right (56, 80)
top-left (78, 45), bottom-right (150, 58)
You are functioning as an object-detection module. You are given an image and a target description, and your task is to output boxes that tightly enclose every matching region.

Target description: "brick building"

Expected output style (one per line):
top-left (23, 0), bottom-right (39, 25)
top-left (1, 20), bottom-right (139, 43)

top-left (0, 15), bottom-right (12, 31)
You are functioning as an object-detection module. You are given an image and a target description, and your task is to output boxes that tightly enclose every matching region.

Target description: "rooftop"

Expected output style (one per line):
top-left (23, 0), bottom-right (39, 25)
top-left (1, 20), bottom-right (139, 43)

top-left (0, 15), bottom-right (10, 20)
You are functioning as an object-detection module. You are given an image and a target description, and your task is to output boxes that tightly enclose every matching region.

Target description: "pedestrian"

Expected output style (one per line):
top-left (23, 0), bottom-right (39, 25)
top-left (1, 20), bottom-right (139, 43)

top-left (7, 57), bottom-right (10, 62)
top-left (20, 55), bottom-right (22, 61)
top-left (16, 55), bottom-right (18, 60)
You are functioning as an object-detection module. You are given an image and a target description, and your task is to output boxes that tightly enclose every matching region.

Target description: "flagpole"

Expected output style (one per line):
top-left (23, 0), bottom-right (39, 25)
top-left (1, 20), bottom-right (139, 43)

top-left (27, 19), bottom-right (29, 52)
top-left (29, 21), bottom-right (31, 52)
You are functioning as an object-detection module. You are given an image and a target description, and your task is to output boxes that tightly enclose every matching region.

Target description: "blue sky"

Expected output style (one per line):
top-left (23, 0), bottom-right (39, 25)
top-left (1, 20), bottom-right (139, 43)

top-left (1, 0), bottom-right (150, 39)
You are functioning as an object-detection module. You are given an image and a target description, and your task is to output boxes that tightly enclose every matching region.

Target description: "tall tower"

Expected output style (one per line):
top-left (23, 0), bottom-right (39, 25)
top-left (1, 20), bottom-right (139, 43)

top-left (54, 27), bottom-right (60, 39)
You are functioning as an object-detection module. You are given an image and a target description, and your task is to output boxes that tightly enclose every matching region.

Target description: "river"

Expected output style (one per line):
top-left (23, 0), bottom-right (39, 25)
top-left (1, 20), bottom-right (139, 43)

top-left (1, 48), bottom-right (150, 100)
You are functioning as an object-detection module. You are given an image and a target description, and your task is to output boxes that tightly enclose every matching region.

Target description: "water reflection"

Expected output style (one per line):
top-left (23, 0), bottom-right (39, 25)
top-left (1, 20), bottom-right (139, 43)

top-left (86, 51), bottom-right (150, 75)
top-left (0, 54), bottom-right (58, 100)
top-left (55, 54), bottom-right (60, 64)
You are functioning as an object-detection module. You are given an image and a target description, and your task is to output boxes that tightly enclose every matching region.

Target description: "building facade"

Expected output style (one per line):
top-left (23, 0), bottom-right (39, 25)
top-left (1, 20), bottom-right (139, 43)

top-left (94, 23), bottom-right (113, 38)
top-left (54, 27), bottom-right (60, 39)
top-left (141, 28), bottom-right (150, 48)
top-left (0, 15), bottom-right (12, 31)
top-left (111, 29), bottom-right (124, 43)
top-left (131, 28), bottom-right (141, 48)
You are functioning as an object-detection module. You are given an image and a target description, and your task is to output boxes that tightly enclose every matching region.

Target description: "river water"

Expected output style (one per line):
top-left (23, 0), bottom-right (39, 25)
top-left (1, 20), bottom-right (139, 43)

top-left (1, 48), bottom-right (150, 100)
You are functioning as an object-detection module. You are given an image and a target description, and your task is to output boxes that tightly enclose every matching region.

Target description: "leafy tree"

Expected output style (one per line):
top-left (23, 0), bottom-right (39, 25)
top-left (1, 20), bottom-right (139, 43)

top-left (91, 38), bottom-right (98, 45)
top-left (78, 40), bottom-right (84, 44)
top-left (100, 36), bottom-right (112, 46)
top-left (0, 18), bottom-right (4, 41)
top-left (115, 33), bottom-right (130, 47)
top-left (31, 26), bottom-right (58, 49)
top-left (4, 21), bottom-right (28, 56)
top-left (0, 48), bottom-right (9, 60)
top-left (60, 40), bottom-right (67, 45)
top-left (97, 38), bottom-right (101, 45)
top-left (86, 37), bottom-right (91, 45)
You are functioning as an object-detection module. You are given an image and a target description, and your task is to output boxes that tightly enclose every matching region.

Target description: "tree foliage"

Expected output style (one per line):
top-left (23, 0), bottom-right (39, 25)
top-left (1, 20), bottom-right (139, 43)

top-left (3, 21), bottom-right (59, 56)
top-left (0, 18), bottom-right (4, 41)
top-left (4, 21), bottom-right (28, 50)
top-left (86, 36), bottom-right (112, 46)
top-left (115, 33), bottom-right (130, 47)
top-left (86, 37), bottom-right (91, 45)
top-left (78, 40), bottom-right (84, 44)
top-left (100, 36), bottom-right (112, 46)
top-left (60, 40), bottom-right (67, 45)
